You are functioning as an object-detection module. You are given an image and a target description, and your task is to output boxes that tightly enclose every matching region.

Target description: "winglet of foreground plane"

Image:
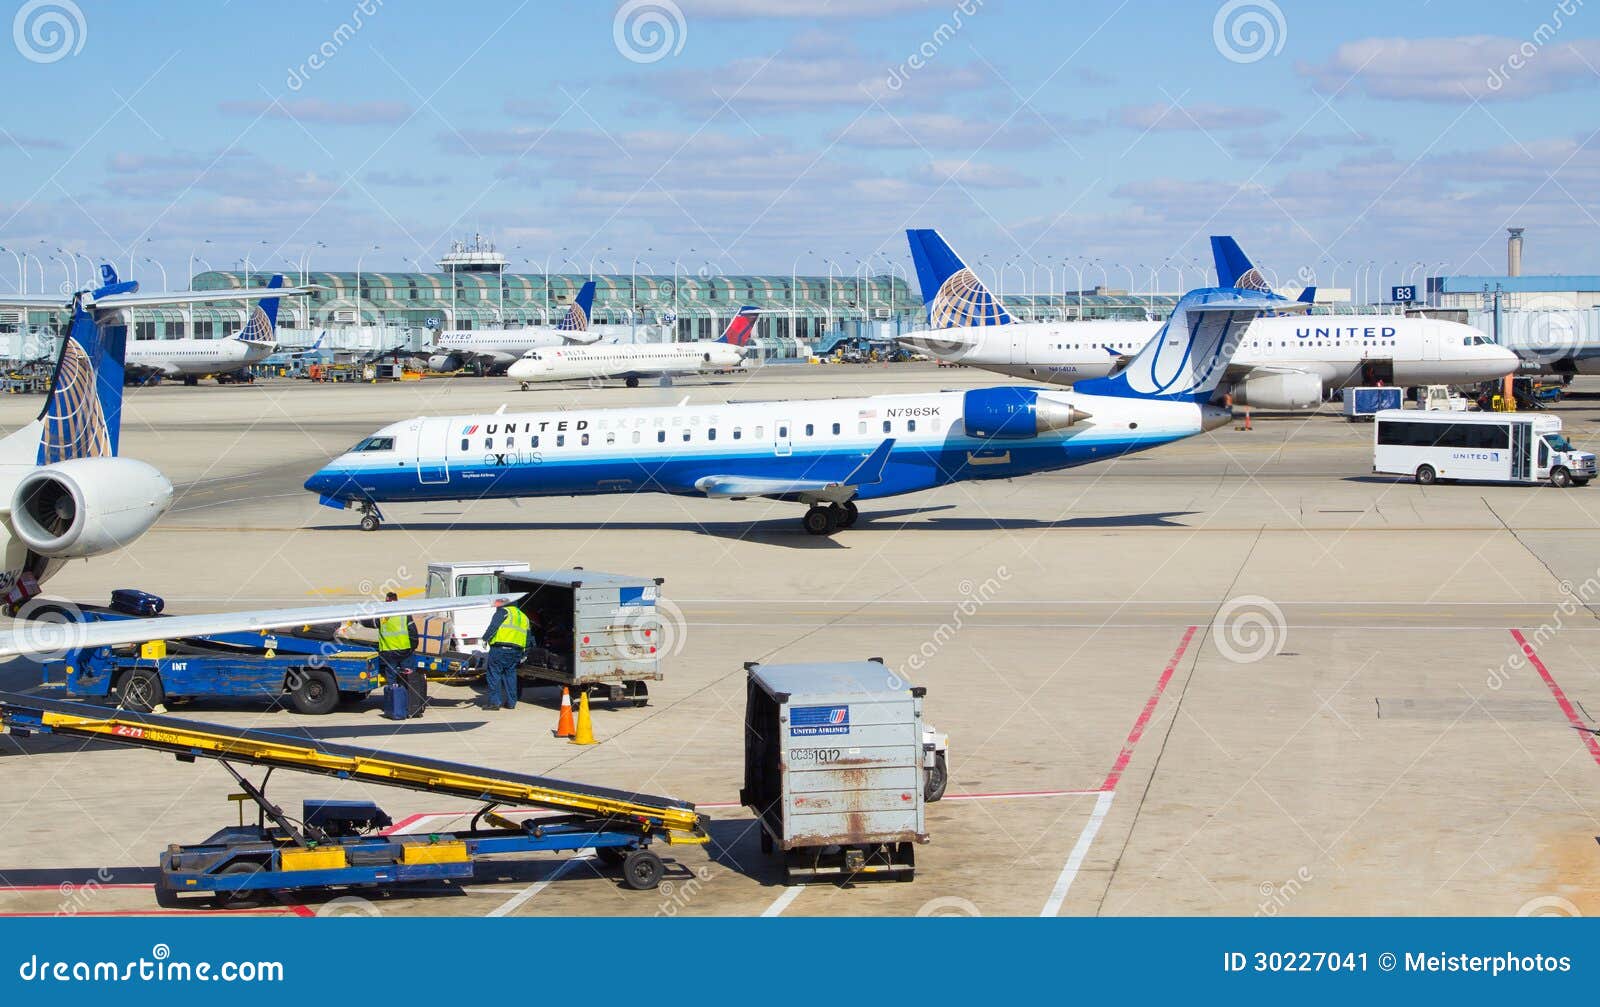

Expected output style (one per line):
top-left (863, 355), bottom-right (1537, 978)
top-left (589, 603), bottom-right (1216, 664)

top-left (0, 593), bottom-right (526, 658)
top-left (843, 437), bottom-right (895, 486)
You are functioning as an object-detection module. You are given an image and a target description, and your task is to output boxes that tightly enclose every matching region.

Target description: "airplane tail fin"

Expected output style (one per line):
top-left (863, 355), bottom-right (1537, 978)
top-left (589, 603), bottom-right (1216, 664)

top-left (556, 280), bottom-right (597, 332)
top-left (1296, 286), bottom-right (1317, 304)
top-left (1075, 281), bottom-right (1302, 403)
top-left (1209, 235), bottom-right (1272, 292)
top-left (906, 228), bottom-right (1013, 328)
top-left (717, 305), bottom-right (760, 346)
top-left (235, 274), bottom-right (285, 345)
top-left (37, 266), bottom-right (137, 463)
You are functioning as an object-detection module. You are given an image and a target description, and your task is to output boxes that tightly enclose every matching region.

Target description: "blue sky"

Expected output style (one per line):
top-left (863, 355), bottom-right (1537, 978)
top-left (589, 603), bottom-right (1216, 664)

top-left (1, 0), bottom-right (1596, 293)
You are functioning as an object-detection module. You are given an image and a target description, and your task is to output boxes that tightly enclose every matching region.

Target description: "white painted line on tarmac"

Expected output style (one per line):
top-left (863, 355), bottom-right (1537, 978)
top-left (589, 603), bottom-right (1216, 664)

top-left (761, 886), bottom-right (804, 917)
top-left (486, 856), bottom-right (594, 918)
top-left (1040, 790), bottom-right (1115, 917)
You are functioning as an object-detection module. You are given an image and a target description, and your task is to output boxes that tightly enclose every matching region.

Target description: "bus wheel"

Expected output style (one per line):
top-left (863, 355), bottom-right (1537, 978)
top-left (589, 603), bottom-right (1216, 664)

top-left (1415, 465), bottom-right (1437, 486)
top-left (1551, 467), bottom-right (1574, 488)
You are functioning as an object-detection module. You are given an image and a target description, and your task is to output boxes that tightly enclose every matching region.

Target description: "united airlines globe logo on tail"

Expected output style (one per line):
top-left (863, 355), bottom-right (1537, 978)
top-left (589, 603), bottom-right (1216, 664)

top-left (929, 268), bottom-right (1012, 329)
top-left (557, 302), bottom-right (589, 332)
top-left (39, 338), bottom-right (110, 464)
top-left (1234, 265), bottom-right (1271, 293)
top-left (237, 302), bottom-right (276, 344)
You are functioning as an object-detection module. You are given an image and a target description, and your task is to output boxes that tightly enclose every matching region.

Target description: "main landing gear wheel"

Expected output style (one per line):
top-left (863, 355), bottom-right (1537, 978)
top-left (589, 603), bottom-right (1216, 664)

top-left (837, 501), bottom-right (859, 528)
top-left (802, 506), bottom-right (837, 536)
top-left (625, 376), bottom-right (639, 388)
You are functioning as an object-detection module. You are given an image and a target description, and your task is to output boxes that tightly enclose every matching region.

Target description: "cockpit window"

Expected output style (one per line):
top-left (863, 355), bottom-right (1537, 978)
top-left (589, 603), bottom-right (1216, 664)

top-left (351, 436), bottom-right (395, 452)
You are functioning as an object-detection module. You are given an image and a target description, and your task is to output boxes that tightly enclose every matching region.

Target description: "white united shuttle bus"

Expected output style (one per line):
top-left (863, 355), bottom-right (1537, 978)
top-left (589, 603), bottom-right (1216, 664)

top-left (1372, 410), bottom-right (1596, 487)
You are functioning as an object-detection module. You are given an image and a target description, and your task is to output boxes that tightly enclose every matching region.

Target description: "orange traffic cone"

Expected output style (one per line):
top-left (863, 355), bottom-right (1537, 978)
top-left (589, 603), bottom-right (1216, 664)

top-left (569, 688), bottom-right (597, 746)
top-left (553, 687), bottom-right (575, 738)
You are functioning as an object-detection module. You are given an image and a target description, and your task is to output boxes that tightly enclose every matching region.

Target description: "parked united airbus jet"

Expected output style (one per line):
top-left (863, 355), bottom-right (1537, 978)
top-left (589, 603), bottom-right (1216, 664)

top-left (123, 274), bottom-right (289, 384)
top-left (0, 266), bottom-right (310, 597)
top-left (507, 305), bottom-right (758, 389)
top-left (306, 271), bottom-right (1302, 535)
top-left (427, 280), bottom-right (605, 373)
top-left (900, 231), bottom-right (1517, 408)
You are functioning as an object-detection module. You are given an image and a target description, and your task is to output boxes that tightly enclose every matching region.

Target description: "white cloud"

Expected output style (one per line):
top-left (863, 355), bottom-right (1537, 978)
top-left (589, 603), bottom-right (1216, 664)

top-left (217, 98), bottom-right (413, 125)
top-left (1116, 102), bottom-right (1281, 132)
top-left (1298, 35), bottom-right (1600, 102)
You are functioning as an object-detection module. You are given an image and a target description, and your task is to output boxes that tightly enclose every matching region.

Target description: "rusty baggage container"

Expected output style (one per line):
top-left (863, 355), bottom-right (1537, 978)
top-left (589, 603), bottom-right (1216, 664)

top-left (740, 658), bottom-right (927, 883)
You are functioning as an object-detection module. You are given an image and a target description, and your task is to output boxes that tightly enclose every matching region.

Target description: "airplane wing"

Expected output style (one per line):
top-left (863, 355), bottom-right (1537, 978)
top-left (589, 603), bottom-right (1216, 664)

top-left (0, 593), bottom-right (524, 658)
top-left (693, 438), bottom-right (895, 505)
top-left (92, 286), bottom-right (317, 309)
top-left (0, 295), bottom-right (74, 310)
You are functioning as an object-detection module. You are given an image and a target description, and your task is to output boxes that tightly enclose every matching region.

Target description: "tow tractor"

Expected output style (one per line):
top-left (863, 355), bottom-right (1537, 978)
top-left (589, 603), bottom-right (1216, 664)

top-left (0, 692), bottom-right (708, 907)
top-left (36, 590), bottom-right (417, 714)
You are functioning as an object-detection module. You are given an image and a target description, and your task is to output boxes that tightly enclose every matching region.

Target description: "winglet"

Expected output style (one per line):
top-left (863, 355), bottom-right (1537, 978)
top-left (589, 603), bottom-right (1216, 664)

top-left (844, 438), bottom-right (896, 486)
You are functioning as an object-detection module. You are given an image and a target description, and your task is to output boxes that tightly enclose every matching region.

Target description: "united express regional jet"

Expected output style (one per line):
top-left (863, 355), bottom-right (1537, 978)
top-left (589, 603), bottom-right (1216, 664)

top-left (306, 267), bottom-right (1303, 536)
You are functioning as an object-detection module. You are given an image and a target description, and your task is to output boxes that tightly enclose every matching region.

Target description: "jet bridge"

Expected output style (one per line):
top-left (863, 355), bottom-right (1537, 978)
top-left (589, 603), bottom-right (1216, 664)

top-left (0, 692), bottom-right (707, 906)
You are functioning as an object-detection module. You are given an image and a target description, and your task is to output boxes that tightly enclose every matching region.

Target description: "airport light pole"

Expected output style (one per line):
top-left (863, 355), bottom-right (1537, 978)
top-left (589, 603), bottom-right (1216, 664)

top-left (143, 257), bottom-right (168, 290)
top-left (824, 257), bottom-right (844, 338)
top-left (188, 240), bottom-right (214, 290)
top-left (0, 247), bottom-right (24, 294)
top-left (299, 241), bottom-right (326, 287)
top-left (71, 251), bottom-right (96, 289)
top-left (631, 249), bottom-right (653, 333)
top-left (790, 250), bottom-right (812, 342)
top-left (52, 248), bottom-right (77, 291)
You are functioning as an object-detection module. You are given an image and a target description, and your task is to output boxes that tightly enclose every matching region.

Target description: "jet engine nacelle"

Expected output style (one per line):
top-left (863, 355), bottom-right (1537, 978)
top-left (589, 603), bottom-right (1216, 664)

top-left (961, 387), bottom-right (1089, 439)
top-left (1228, 371), bottom-right (1324, 410)
top-left (11, 458), bottom-right (174, 559)
top-left (428, 353), bottom-right (462, 373)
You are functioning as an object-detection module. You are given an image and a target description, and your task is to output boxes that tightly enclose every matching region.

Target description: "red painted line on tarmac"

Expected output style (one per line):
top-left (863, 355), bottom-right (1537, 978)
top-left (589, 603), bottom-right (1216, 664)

top-left (1511, 629), bottom-right (1600, 769)
top-left (381, 813), bottom-right (429, 835)
top-left (1100, 625), bottom-right (1196, 793)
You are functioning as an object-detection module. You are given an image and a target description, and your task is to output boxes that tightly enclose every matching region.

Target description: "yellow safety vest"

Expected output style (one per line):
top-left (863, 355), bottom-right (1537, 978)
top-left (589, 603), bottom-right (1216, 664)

top-left (489, 607), bottom-right (529, 648)
top-left (377, 615), bottom-right (411, 652)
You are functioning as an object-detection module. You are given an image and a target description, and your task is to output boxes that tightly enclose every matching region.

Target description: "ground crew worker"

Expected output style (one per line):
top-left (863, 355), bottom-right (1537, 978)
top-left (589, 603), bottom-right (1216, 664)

top-left (482, 598), bottom-right (531, 710)
top-left (375, 592), bottom-right (423, 718)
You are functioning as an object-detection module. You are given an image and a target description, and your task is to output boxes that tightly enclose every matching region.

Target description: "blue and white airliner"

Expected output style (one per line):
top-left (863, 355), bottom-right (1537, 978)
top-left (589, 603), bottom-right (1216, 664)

top-left (900, 230), bottom-right (1516, 407)
top-left (305, 264), bottom-right (1303, 536)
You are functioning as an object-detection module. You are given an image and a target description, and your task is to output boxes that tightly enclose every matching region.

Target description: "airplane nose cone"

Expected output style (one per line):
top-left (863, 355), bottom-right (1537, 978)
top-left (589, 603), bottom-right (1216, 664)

top-left (303, 468), bottom-right (337, 496)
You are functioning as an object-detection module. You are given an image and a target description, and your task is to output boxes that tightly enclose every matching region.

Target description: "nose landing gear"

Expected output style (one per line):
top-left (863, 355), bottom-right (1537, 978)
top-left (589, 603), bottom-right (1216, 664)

top-left (357, 501), bottom-right (385, 532)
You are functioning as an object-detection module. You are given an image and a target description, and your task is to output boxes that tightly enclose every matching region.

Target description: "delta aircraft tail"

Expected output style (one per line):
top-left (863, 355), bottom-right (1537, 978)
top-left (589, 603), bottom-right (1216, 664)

top-left (717, 305), bottom-right (759, 346)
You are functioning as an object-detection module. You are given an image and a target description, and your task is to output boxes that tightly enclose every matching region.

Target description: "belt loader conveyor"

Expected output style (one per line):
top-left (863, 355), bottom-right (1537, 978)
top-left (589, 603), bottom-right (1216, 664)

top-left (0, 692), bottom-right (708, 907)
